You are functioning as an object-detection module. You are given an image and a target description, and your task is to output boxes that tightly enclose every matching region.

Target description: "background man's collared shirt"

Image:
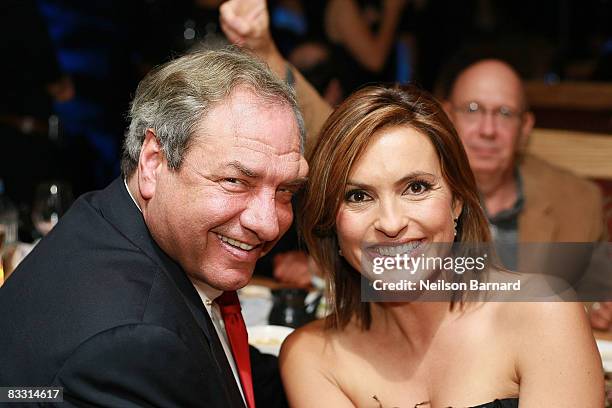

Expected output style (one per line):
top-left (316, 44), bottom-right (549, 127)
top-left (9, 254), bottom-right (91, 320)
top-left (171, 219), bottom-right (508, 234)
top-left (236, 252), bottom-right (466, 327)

top-left (485, 167), bottom-right (524, 271)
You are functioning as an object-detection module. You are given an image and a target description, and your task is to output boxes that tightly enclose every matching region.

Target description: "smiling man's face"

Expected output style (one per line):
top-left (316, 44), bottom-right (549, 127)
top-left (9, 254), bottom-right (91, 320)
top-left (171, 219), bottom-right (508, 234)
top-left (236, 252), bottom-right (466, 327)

top-left (144, 87), bottom-right (308, 291)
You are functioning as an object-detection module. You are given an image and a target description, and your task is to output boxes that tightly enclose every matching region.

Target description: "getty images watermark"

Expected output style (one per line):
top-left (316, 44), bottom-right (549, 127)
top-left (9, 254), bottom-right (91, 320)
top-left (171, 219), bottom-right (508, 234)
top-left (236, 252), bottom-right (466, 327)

top-left (370, 251), bottom-right (520, 292)
top-left (360, 242), bottom-right (612, 302)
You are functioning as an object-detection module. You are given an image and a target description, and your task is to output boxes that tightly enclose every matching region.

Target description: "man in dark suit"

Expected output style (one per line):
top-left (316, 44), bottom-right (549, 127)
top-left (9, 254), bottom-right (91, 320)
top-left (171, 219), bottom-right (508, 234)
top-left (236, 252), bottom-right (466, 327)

top-left (0, 47), bottom-right (308, 407)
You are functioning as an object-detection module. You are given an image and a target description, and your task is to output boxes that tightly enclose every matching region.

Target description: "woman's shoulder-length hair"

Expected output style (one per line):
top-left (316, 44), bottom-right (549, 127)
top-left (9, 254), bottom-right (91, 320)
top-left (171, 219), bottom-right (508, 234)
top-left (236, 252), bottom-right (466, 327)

top-left (299, 84), bottom-right (492, 330)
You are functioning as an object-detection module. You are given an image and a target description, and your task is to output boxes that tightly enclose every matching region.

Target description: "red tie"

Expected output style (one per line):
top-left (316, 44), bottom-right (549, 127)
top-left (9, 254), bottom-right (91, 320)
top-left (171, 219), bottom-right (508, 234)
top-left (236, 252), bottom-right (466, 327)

top-left (216, 290), bottom-right (256, 408)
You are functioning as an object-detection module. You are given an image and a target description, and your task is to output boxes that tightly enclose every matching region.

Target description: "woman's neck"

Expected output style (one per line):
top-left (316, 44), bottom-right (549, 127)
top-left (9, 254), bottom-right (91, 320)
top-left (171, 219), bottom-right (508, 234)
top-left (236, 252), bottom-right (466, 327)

top-left (369, 301), bottom-right (452, 351)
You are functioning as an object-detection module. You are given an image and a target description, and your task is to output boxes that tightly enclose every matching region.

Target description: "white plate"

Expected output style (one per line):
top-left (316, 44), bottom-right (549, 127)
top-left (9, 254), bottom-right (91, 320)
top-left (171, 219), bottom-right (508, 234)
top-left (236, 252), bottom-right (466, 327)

top-left (239, 286), bottom-right (273, 327)
top-left (596, 339), bottom-right (612, 372)
top-left (239, 285), bottom-right (272, 299)
top-left (247, 325), bottom-right (294, 356)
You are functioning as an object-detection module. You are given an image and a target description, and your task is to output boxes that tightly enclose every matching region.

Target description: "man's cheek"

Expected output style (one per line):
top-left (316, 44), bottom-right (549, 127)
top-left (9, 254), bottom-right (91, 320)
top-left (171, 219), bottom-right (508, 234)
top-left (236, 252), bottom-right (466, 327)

top-left (213, 197), bottom-right (246, 217)
top-left (279, 212), bottom-right (294, 234)
top-left (276, 206), bottom-right (294, 233)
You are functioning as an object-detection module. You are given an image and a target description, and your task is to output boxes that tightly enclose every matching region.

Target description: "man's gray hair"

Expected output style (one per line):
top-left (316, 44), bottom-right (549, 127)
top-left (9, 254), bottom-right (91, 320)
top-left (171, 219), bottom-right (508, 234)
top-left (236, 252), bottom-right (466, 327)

top-left (122, 46), bottom-right (305, 176)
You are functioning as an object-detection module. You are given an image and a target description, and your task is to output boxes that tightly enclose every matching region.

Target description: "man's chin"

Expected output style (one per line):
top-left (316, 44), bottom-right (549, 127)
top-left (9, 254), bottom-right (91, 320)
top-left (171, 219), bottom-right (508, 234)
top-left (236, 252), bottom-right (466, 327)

top-left (189, 266), bottom-right (255, 292)
top-left (218, 265), bottom-right (257, 290)
top-left (470, 161), bottom-right (506, 176)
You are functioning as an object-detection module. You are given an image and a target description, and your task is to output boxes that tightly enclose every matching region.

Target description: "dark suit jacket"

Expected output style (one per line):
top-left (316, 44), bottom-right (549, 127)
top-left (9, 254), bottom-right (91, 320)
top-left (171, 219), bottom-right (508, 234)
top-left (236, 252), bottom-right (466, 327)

top-left (0, 178), bottom-right (286, 407)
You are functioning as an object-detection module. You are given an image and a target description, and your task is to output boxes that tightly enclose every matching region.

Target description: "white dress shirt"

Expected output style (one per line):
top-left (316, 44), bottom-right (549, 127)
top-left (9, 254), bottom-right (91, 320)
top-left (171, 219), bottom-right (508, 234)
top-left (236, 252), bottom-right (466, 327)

top-left (124, 179), bottom-right (142, 212)
top-left (194, 281), bottom-right (247, 406)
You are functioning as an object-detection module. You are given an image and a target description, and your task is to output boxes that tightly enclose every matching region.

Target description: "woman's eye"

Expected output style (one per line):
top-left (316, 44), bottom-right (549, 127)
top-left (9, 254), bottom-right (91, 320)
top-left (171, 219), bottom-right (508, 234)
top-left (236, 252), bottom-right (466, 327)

top-left (407, 181), bottom-right (431, 195)
top-left (345, 190), bottom-right (371, 203)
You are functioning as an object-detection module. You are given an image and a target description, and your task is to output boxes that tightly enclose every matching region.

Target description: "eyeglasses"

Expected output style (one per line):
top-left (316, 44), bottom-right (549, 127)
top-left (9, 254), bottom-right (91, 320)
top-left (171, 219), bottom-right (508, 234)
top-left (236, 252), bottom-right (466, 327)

top-left (453, 101), bottom-right (524, 128)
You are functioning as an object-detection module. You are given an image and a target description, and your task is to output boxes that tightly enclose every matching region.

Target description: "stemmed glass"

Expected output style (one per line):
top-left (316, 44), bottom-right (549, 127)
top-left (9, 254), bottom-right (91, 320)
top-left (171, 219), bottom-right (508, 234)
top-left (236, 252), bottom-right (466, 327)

top-left (31, 181), bottom-right (73, 237)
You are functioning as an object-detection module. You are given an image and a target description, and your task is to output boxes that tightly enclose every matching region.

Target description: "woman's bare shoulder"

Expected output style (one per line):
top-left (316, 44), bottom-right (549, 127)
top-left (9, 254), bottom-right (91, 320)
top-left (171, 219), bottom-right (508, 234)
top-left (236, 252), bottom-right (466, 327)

top-left (280, 319), bottom-right (336, 364)
top-left (279, 318), bottom-right (359, 407)
top-left (495, 300), bottom-right (586, 327)
top-left (279, 316), bottom-right (367, 369)
top-left (500, 302), bottom-right (603, 404)
top-left (491, 301), bottom-right (595, 358)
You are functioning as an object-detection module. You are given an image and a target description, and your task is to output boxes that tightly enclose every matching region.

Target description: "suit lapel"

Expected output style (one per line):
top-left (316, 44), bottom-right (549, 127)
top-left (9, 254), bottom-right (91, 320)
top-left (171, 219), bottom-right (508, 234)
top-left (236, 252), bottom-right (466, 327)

top-left (518, 165), bottom-right (557, 273)
top-left (94, 178), bottom-right (245, 407)
top-left (518, 163), bottom-right (557, 242)
top-left (200, 306), bottom-right (248, 407)
top-left (518, 203), bottom-right (556, 242)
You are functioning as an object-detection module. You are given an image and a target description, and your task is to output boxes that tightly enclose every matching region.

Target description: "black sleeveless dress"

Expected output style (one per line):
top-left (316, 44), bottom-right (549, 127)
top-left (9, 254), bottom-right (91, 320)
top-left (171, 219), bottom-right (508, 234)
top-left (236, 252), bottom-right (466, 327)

top-left (470, 398), bottom-right (519, 408)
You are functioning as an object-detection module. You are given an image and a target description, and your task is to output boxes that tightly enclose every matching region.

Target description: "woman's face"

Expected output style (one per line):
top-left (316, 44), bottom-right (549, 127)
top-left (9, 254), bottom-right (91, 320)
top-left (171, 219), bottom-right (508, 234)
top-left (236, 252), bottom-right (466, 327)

top-left (335, 125), bottom-right (462, 275)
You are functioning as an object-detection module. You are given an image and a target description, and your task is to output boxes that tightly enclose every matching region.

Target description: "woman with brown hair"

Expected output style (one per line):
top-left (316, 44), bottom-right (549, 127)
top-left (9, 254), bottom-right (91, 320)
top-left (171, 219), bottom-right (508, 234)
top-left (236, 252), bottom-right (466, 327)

top-left (280, 85), bottom-right (603, 407)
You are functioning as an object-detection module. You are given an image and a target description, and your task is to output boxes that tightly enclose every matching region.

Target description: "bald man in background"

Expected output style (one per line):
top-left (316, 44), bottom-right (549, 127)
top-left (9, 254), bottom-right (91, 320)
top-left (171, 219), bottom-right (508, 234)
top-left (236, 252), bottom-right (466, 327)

top-left (442, 60), bottom-right (604, 271)
top-left (443, 60), bottom-right (611, 328)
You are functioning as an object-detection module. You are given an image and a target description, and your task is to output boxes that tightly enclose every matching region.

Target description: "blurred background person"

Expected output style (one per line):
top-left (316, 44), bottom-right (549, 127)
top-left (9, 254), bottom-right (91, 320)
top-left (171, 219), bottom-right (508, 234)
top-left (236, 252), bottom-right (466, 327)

top-left (441, 59), bottom-right (605, 270)
top-left (307, 0), bottom-right (410, 94)
top-left (36, 0), bottom-right (142, 194)
top-left (0, 0), bottom-right (72, 234)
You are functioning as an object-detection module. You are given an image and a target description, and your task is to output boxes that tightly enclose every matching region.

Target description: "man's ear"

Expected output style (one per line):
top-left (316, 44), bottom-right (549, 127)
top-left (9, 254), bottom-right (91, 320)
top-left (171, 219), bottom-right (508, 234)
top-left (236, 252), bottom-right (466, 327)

top-left (518, 111), bottom-right (535, 153)
top-left (138, 129), bottom-right (163, 200)
top-left (441, 100), bottom-right (453, 118)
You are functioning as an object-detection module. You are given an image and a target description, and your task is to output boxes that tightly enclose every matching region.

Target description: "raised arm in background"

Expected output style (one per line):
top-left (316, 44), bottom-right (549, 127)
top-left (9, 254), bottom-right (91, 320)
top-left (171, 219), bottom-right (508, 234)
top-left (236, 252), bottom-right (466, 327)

top-left (220, 0), bottom-right (332, 155)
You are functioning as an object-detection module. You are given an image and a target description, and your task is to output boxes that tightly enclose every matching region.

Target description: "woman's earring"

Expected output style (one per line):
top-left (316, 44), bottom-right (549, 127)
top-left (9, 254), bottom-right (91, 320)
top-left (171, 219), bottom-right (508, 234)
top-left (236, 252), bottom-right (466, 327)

top-left (338, 248), bottom-right (343, 257)
top-left (453, 218), bottom-right (458, 237)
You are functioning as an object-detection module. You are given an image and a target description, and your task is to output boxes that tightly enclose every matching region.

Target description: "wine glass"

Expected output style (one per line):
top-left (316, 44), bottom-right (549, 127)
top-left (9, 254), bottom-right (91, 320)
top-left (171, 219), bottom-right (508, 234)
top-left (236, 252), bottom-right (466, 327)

top-left (31, 181), bottom-right (73, 237)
